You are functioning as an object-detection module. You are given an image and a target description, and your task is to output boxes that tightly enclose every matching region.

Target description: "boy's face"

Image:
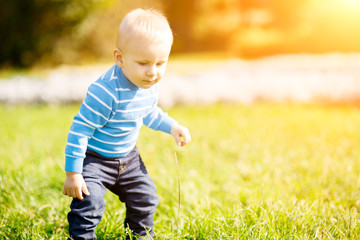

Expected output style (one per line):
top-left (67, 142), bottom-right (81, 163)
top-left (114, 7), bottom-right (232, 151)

top-left (115, 37), bottom-right (172, 89)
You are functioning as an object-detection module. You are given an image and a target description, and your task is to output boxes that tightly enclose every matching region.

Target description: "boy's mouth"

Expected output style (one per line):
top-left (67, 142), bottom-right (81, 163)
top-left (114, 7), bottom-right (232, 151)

top-left (143, 79), bottom-right (156, 83)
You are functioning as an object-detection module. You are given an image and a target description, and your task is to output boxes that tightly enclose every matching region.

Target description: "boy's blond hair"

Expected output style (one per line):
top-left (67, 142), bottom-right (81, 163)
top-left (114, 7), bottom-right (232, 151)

top-left (116, 9), bottom-right (173, 50)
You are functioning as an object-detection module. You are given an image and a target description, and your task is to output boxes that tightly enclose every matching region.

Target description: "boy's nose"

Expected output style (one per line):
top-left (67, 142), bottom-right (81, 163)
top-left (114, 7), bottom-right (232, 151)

top-left (147, 65), bottom-right (156, 76)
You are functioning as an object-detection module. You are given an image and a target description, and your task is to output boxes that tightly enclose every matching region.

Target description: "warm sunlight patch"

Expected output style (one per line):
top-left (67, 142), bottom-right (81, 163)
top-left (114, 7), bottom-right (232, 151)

top-left (342, 0), bottom-right (360, 6)
top-left (331, 0), bottom-right (360, 9)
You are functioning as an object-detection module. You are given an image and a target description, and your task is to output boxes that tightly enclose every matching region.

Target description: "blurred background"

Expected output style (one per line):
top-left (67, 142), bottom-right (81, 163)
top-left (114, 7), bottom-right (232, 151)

top-left (1, 0), bottom-right (360, 105)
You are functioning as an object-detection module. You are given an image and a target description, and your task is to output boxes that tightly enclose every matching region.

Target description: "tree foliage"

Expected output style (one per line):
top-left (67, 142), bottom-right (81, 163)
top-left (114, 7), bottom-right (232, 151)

top-left (2, 0), bottom-right (359, 68)
top-left (0, 0), bottom-right (94, 67)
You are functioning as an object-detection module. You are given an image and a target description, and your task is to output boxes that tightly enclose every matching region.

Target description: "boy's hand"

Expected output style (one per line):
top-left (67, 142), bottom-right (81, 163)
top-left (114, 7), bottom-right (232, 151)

top-left (62, 171), bottom-right (90, 200)
top-left (171, 123), bottom-right (191, 147)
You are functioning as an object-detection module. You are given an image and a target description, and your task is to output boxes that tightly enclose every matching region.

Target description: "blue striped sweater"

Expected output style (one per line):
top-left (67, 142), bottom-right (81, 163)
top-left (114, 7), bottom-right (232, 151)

top-left (65, 64), bottom-right (177, 173)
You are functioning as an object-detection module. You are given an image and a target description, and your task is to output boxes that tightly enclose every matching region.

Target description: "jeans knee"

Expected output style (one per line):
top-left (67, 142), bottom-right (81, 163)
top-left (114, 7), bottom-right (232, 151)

top-left (145, 193), bottom-right (159, 215)
top-left (126, 191), bottom-right (159, 215)
top-left (69, 193), bottom-right (106, 220)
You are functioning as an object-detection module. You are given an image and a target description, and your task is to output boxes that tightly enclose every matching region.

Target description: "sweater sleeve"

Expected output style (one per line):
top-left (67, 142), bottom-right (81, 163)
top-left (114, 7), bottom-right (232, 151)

top-left (143, 106), bottom-right (177, 134)
top-left (64, 81), bottom-right (116, 173)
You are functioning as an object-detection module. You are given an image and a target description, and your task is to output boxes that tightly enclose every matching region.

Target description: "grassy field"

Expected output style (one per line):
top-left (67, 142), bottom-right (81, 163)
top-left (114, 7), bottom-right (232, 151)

top-left (0, 103), bottom-right (360, 239)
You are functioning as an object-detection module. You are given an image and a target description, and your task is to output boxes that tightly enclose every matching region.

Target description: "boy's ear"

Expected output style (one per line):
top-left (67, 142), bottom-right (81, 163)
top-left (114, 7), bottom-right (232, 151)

top-left (113, 48), bottom-right (124, 67)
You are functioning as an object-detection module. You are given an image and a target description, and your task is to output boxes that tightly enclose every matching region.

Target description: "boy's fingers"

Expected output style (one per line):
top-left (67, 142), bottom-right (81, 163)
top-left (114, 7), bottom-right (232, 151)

top-left (173, 133), bottom-right (181, 145)
top-left (172, 125), bottom-right (191, 146)
top-left (187, 135), bottom-right (192, 144)
top-left (180, 129), bottom-right (191, 146)
top-left (63, 187), bottom-right (71, 197)
top-left (82, 184), bottom-right (90, 196)
top-left (76, 188), bottom-right (83, 200)
top-left (183, 133), bottom-right (190, 143)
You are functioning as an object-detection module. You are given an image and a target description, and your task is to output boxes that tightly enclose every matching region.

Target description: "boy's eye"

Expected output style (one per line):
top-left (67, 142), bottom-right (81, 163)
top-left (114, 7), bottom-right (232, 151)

top-left (137, 61), bottom-right (166, 67)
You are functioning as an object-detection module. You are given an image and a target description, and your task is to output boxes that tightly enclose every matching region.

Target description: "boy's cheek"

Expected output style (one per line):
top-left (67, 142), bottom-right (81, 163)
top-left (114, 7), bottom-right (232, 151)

top-left (160, 67), bottom-right (167, 74)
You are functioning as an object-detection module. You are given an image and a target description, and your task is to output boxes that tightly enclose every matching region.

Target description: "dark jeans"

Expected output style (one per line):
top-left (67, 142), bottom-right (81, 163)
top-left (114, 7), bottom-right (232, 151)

top-left (67, 147), bottom-right (159, 240)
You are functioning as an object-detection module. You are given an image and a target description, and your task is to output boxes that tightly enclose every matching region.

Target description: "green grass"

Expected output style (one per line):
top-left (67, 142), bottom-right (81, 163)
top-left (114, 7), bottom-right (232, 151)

top-left (1, 103), bottom-right (360, 239)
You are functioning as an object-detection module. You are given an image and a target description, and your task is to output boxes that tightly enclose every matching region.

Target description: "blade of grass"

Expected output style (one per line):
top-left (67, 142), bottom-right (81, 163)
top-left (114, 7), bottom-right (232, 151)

top-left (174, 152), bottom-right (181, 233)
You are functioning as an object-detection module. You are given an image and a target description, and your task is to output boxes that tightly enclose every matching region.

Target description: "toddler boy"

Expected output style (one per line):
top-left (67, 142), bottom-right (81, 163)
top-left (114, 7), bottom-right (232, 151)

top-left (62, 8), bottom-right (191, 239)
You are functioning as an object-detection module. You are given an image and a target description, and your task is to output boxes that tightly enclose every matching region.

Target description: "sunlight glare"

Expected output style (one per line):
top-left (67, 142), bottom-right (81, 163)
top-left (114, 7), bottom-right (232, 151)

top-left (344, 0), bottom-right (360, 5)
top-left (334, 0), bottom-right (360, 8)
